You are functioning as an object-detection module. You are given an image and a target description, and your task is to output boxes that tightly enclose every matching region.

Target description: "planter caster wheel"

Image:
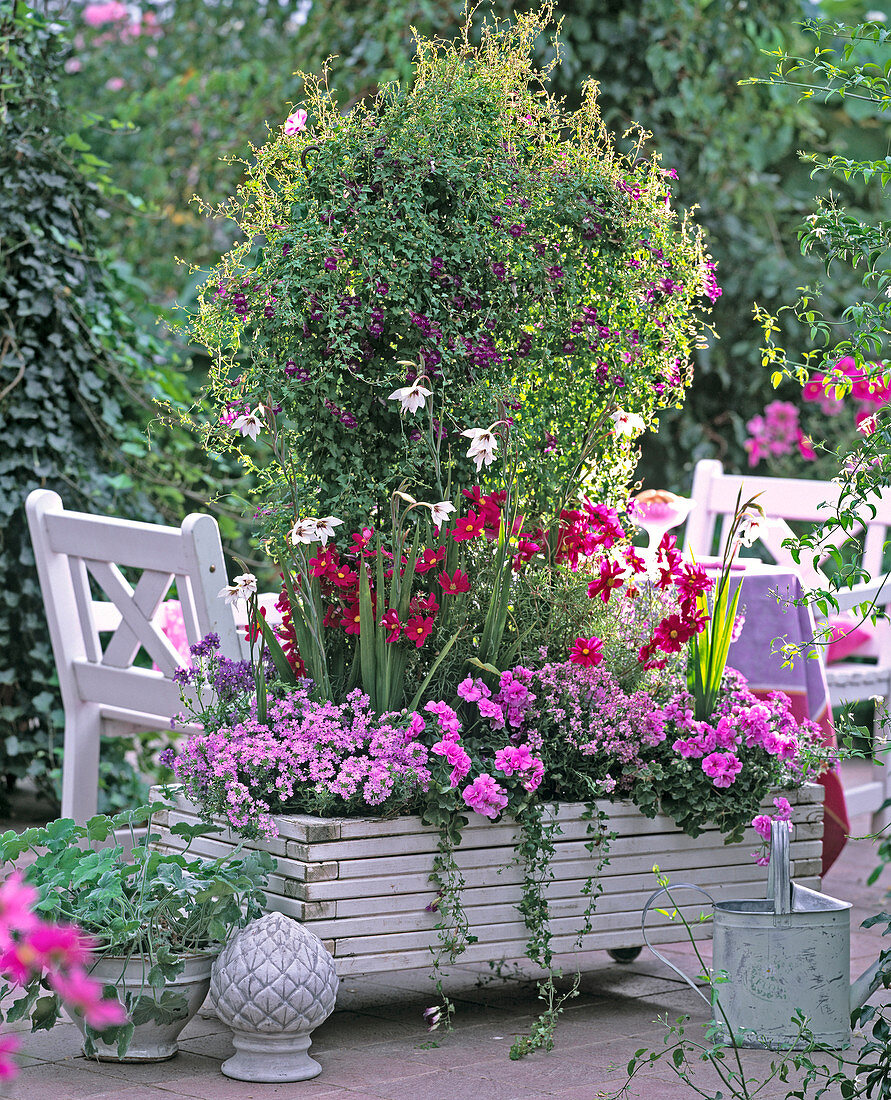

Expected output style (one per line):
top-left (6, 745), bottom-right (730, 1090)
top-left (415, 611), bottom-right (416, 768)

top-left (607, 946), bottom-right (642, 964)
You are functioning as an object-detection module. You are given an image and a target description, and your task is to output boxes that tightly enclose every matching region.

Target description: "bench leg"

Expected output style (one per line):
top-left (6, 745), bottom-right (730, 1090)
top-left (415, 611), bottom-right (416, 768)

top-left (60, 704), bottom-right (101, 823)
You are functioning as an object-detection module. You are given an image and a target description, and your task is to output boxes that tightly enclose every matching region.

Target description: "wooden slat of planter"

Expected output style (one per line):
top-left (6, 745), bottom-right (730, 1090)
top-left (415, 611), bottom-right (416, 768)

top-left (331, 921), bottom-right (713, 976)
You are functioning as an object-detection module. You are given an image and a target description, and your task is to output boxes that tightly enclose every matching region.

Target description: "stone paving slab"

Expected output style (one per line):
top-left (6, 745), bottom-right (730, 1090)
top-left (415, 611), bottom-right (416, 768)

top-left (0, 798), bottom-right (887, 1099)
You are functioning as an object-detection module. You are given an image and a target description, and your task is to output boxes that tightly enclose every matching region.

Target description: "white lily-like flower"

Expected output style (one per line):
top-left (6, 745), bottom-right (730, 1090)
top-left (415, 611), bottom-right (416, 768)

top-left (611, 409), bottom-right (646, 438)
top-left (461, 426), bottom-right (498, 472)
top-left (388, 383), bottom-right (432, 415)
top-left (737, 510), bottom-right (775, 548)
top-left (288, 517), bottom-right (320, 545)
top-left (429, 501), bottom-right (456, 526)
top-left (217, 572), bottom-right (258, 605)
top-left (230, 407), bottom-right (265, 441)
top-left (313, 516), bottom-right (343, 546)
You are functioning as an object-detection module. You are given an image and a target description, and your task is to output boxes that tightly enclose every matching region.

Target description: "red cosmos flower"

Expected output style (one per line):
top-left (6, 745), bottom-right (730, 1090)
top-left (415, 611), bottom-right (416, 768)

top-left (415, 546), bottom-right (446, 574)
top-left (350, 527), bottom-right (375, 555)
top-left (243, 604), bottom-right (266, 643)
top-left (452, 510), bottom-right (485, 541)
top-left (411, 591), bottom-right (440, 616)
top-left (309, 549), bottom-right (339, 577)
top-left (512, 538), bottom-right (541, 571)
top-left (588, 559), bottom-right (625, 602)
top-left (438, 567), bottom-right (471, 594)
top-left (569, 636), bottom-right (603, 667)
top-left (380, 608), bottom-right (401, 642)
top-left (405, 614), bottom-right (435, 647)
top-left (341, 602), bottom-right (362, 635)
top-left (653, 614), bottom-right (695, 653)
top-left (331, 563), bottom-right (359, 588)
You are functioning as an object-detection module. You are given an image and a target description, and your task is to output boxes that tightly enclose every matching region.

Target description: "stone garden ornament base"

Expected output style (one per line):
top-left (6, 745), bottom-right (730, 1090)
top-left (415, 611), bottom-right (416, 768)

top-left (210, 911), bottom-right (338, 1082)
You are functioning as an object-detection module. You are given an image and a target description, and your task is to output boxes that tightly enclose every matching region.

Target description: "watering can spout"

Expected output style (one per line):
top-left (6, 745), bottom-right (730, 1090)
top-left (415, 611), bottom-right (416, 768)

top-left (850, 956), bottom-right (886, 1014)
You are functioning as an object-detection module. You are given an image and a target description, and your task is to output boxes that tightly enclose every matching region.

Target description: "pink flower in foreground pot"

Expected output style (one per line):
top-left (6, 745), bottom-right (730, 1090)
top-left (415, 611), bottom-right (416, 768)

top-left (701, 750), bottom-right (743, 788)
top-left (284, 109), bottom-right (308, 135)
top-left (569, 636), bottom-right (603, 667)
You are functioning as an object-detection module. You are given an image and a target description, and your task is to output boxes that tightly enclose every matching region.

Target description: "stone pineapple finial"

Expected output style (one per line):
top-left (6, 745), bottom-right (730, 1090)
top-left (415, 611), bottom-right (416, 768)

top-left (210, 911), bottom-right (339, 1082)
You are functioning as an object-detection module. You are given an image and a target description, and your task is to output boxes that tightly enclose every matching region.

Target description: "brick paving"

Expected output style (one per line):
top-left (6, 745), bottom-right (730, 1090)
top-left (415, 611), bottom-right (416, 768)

top-left (1, 783), bottom-right (888, 1100)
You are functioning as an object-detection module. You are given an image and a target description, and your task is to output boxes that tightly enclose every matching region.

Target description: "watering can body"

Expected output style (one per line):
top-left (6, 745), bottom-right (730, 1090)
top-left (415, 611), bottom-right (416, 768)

top-left (644, 821), bottom-right (883, 1050)
top-left (711, 885), bottom-right (851, 1048)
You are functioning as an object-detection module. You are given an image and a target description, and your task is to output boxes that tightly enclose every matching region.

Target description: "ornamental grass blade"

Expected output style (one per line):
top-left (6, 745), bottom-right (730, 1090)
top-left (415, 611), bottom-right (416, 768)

top-left (407, 630), bottom-right (461, 713)
top-left (255, 610), bottom-right (295, 687)
top-left (357, 558), bottom-right (377, 710)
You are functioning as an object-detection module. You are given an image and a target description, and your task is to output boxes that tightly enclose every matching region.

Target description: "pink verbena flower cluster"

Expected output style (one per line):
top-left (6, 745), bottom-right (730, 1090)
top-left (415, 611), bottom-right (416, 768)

top-left (173, 686), bottom-right (435, 836)
top-left (0, 873), bottom-right (125, 1079)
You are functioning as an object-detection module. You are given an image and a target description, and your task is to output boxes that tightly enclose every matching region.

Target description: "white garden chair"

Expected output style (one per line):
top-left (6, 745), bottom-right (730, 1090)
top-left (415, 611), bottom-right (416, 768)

top-left (26, 489), bottom-right (277, 823)
top-left (684, 459), bottom-right (891, 828)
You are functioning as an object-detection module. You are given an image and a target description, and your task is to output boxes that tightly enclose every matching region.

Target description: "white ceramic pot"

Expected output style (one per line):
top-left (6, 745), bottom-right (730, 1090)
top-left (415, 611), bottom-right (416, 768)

top-left (80, 951), bottom-right (216, 1062)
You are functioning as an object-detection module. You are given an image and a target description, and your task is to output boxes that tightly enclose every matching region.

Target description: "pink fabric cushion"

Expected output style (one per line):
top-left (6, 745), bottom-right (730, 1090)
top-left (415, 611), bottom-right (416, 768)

top-left (825, 613), bottom-right (873, 663)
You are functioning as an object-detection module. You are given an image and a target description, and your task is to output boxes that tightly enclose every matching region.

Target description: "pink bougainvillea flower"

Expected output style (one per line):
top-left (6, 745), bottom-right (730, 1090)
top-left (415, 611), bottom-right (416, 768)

top-left (83, 1), bottom-right (128, 26)
top-left (569, 636), bottom-right (603, 667)
top-left (284, 109), bottom-right (308, 135)
top-left (438, 567), bottom-right (471, 595)
top-left (405, 614), bottom-right (435, 647)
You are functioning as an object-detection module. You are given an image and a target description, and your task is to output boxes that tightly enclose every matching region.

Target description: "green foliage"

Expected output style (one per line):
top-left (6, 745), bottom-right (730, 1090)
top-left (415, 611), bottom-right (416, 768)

top-left (187, 7), bottom-right (713, 531)
top-left (0, 802), bottom-right (273, 1057)
top-left (0, 3), bottom-right (259, 806)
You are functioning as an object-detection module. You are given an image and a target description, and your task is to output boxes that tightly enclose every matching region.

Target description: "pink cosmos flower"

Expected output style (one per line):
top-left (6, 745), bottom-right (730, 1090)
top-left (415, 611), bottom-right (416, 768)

top-left (569, 636), bottom-right (603, 667)
top-left (380, 609), bottom-right (401, 642)
top-left (284, 109), bottom-right (308, 135)
top-left (462, 773), bottom-right (508, 819)
top-left (438, 567), bottom-right (471, 595)
top-left (405, 614), bottom-right (435, 647)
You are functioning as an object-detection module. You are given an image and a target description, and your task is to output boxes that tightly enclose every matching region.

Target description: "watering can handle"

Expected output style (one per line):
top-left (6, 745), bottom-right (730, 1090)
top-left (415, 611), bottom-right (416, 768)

top-left (767, 818), bottom-right (792, 914)
top-left (641, 883), bottom-right (715, 1007)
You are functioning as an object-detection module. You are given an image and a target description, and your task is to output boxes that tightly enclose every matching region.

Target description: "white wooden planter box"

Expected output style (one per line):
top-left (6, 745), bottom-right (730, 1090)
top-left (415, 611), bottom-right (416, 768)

top-left (152, 785), bottom-right (823, 977)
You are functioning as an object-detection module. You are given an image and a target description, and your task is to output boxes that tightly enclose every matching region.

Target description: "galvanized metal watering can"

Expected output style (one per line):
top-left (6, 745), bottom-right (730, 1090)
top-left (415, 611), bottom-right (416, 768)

top-left (642, 821), bottom-right (885, 1049)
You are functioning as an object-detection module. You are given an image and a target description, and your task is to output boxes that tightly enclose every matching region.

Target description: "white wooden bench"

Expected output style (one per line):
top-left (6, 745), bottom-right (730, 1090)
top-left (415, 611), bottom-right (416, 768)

top-left (26, 489), bottom-right (275, 823)
top-left (685, 459), bottom-right (891, 828)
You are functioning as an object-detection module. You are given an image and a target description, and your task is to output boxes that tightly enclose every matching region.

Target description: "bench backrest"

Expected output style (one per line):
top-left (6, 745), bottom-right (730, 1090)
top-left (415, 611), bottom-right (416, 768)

top-left (26, 488), bottom-right (243, 725)
top-left (685, 459), bottom-right (891, 591)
